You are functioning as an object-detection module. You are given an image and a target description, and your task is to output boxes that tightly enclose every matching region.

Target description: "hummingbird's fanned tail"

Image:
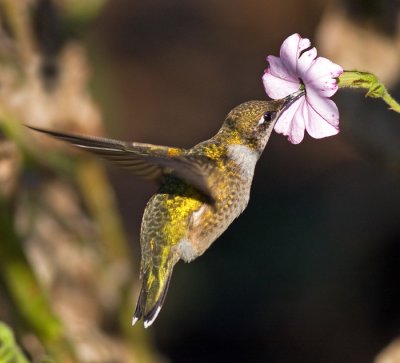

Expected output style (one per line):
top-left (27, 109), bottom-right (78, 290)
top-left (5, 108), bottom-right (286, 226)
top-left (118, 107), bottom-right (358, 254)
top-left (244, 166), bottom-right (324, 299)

top-left (132, 267), bottom-right (174, 328)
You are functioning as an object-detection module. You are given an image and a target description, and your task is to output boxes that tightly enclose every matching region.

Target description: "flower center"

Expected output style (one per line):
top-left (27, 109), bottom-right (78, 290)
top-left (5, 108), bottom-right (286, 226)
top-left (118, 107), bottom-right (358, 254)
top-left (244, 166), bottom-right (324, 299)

top-left (299, 79), bottom-right (305, 92)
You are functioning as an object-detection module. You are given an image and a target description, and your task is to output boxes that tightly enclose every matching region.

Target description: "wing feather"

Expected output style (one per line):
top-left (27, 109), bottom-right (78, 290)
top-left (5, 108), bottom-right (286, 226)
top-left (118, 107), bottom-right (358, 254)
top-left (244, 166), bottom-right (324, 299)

top-left (27, 126), bottom-right (215, 200)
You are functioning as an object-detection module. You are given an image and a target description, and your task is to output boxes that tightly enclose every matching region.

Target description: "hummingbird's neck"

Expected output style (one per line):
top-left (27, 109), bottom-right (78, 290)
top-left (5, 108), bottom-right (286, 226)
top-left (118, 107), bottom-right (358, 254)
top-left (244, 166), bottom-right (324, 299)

top-left (213, 127), bottom-right (260, 153)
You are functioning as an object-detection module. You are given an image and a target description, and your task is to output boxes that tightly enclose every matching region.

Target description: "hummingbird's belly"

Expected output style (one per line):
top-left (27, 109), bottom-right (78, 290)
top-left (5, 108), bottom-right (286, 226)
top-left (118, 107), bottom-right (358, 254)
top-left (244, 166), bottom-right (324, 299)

top-left (140, 178), bottom-right (207, 273)
top-left (189, 179), bottom-right (251, 258)
top-left (141, 170), bottom-right (252, 268)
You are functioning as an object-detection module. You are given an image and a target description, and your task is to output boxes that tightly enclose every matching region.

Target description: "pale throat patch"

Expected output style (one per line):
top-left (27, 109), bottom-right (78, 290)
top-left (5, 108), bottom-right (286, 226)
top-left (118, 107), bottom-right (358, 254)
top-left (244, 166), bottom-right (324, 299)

top-left (227, 144), bottom-right (258, 175)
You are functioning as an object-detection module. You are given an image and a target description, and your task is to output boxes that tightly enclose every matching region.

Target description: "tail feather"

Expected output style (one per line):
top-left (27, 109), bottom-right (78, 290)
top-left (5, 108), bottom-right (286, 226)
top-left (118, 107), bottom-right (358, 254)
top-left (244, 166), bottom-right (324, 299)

top-left (132, 271), bottom-right (173, 328)
top-left (131, 288), bottom-right (144, 326)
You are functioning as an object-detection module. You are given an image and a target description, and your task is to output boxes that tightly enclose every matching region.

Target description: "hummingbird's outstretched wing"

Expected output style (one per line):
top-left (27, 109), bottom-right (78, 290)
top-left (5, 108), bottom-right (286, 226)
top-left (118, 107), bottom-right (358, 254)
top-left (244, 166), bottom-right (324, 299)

top-left (27, 126), bottom-right (215, 200)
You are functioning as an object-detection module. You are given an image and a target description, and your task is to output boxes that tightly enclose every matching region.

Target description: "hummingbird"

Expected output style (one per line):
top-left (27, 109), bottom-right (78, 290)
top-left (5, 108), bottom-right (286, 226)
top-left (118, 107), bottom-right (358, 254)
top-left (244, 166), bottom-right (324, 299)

top-left (28, 90), bottom-right (303, 328)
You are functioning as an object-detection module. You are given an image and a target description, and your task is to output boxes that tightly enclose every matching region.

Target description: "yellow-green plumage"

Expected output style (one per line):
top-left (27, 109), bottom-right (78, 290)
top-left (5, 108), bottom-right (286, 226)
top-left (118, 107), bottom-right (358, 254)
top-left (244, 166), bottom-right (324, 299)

top-left (27, 92), bottom-right (303, 328)
top-left (138, 178), bottom-right (206, 322)
top-left (136, 131), bottom-right (267, 326)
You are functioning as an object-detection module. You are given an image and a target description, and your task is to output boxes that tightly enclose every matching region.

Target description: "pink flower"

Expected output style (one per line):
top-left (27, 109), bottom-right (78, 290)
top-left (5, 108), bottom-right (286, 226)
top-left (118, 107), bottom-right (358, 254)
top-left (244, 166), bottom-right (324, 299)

top-left (263, 33), bottom-right (343, 144)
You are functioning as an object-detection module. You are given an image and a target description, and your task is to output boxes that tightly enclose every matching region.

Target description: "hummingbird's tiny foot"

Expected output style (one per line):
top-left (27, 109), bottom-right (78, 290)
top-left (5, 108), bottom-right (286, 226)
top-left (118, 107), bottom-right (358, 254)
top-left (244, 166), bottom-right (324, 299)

top-left (131, 316), bottom-right (139, 326)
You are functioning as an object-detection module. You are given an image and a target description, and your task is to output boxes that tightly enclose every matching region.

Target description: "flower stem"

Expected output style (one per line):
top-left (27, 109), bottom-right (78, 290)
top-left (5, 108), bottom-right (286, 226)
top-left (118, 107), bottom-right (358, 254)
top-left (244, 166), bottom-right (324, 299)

top-left (338, 71), bottom-right (400, 113)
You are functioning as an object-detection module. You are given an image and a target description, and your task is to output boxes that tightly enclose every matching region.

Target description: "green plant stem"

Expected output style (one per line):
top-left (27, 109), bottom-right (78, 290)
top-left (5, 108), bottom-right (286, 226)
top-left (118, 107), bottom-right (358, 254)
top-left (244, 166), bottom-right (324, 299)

top-left (338, 70), bottom-right (400, 113)
top-left (75, 160), bottom-right (130, 261)
top-left (0, 198), bottom-right (78, 363)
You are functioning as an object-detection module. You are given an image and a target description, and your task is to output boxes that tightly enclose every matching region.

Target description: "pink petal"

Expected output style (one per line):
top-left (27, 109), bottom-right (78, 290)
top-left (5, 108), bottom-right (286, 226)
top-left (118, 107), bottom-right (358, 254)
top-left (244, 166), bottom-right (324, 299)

top-left (308, 77), bottom-right (339, 98)
top-left (263, 71), bottom-right (300, 99)
top-left (303, 57), bottom-right (343, 97)
top-left (305, 91), bottom-right (340, 126)
top-left (287, 98), bottom-right (307, 144)
top-left (297, 47), bottom-right (317, 77)
top-left (267, 55), bottom-right (297, 82)
top-left (279, 34), bottom-right (311, 79)
top-left (305, 57), bottom-right (343, 79)
top-left (264, 33), bottom-right (344, 144)
top-left (304, 101), bottom-right (339, 139)
top-left (274, 97), bottom-right (303, 137)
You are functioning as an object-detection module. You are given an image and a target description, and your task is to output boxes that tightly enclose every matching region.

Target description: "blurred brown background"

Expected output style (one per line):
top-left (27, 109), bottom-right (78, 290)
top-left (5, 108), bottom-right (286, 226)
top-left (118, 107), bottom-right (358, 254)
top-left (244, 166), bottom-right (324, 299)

top-left (1, 0), bottom-right (400, 362)
top-left (89, 1), bottom-right (400, 361)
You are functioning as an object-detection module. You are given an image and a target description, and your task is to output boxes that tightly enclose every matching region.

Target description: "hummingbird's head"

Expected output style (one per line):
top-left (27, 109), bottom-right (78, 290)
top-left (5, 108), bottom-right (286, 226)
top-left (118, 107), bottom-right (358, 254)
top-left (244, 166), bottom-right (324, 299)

top-left (220, 91), bottom-right (304, 153)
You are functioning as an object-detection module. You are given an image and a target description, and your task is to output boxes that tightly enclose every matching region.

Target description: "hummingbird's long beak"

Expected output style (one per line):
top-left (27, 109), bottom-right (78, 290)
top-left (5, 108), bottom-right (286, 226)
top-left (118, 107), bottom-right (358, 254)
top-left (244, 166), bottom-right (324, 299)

top-left (273, 90), bottom-right (305, 122)
top-left (280, 90), bottom-right (305, 112)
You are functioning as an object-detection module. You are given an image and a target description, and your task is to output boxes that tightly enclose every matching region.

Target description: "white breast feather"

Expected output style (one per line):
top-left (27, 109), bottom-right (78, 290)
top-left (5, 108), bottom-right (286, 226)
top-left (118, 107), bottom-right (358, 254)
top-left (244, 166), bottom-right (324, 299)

top-left (227, 144), bottom-right (258, 177)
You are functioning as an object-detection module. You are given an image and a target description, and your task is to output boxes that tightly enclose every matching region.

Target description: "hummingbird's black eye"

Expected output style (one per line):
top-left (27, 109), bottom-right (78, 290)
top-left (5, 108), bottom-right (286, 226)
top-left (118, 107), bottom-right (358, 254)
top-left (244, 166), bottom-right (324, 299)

top-left (263, 111), bottom-right (276, 122)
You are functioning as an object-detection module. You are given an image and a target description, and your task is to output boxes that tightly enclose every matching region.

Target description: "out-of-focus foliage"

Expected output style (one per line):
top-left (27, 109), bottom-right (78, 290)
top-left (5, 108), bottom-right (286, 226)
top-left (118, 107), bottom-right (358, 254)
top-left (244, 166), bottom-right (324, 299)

top-left (0, 0), bottom-right (399, 363)
top-left (0, 322), bottom-right (30, 363)
top-left (56, 0), bottom-right (106, 26)
top-left (0, 1), bottom-right (157, 362)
